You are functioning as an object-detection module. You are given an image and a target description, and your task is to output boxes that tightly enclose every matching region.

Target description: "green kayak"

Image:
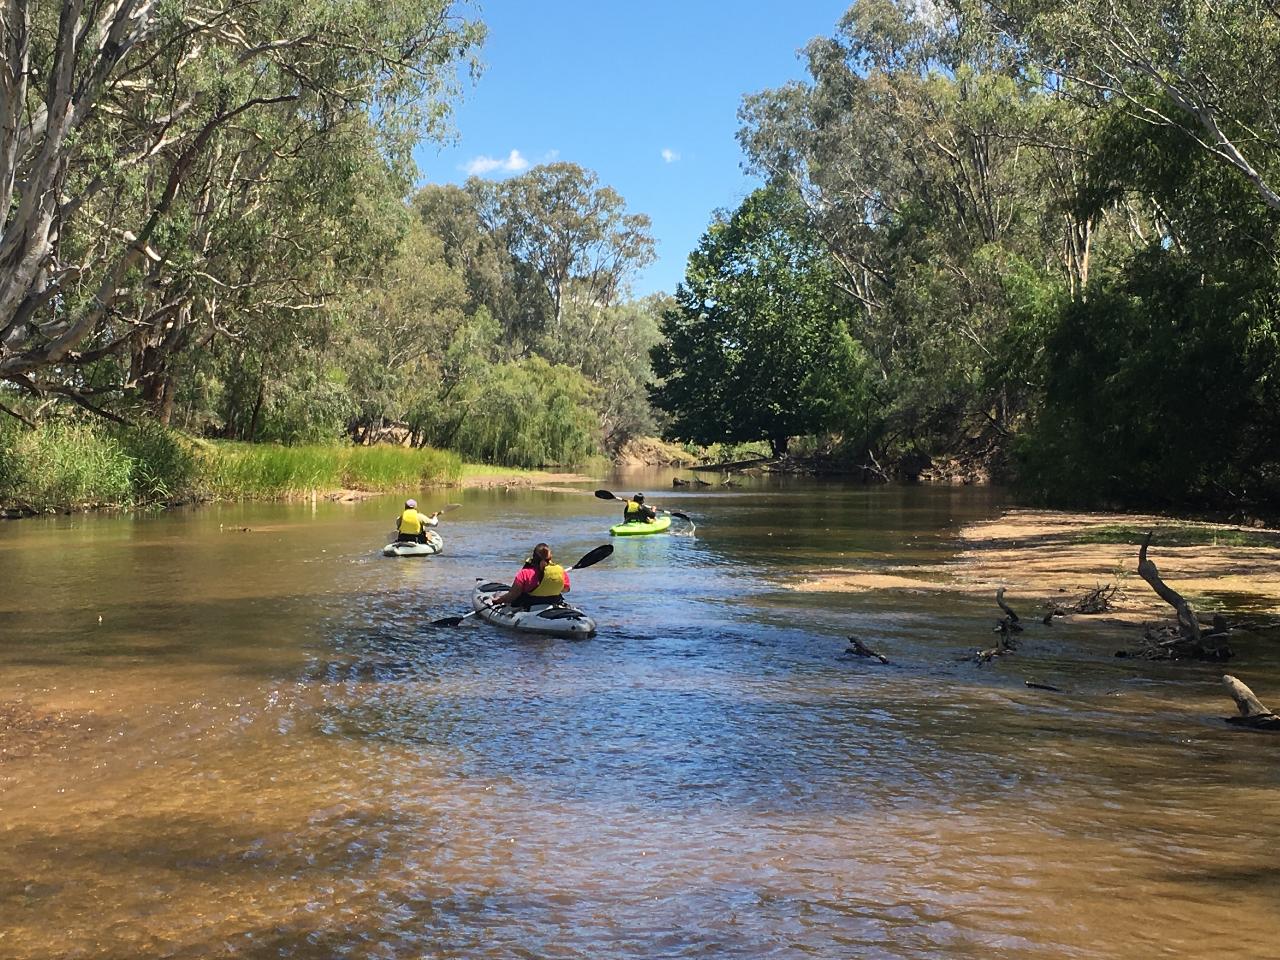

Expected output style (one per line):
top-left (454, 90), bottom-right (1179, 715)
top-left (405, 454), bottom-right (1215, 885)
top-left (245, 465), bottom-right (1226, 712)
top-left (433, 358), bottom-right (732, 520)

top-left (609, 515), bottom-right (672, 537)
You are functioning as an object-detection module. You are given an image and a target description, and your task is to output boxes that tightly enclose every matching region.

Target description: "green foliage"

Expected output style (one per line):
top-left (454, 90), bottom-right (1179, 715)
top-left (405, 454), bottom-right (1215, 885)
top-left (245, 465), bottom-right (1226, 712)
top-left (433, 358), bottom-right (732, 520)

top-left (4, 0), bottom-right (483, 409)
top-left (200, 443), bottom-right (461, 498)
top-left (651, 185), bottom-right (874, 457)
top-left (1017, 248), bottom-right (1280, 508)
top-left (114, 421), bottom-right (199, 503)
top-left (0, 420), bottom-right (200, 510)
top-left (415, 358), bottom-right (601, 468)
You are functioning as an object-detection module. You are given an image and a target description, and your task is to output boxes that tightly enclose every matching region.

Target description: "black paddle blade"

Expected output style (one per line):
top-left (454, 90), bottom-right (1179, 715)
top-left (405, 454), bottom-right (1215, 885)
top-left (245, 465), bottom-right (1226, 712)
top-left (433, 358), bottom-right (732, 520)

top-left (668, 511), bottom-right (692, 522)
top-left (431, 616), bottom-right (465, 627)
top-left (593, 489), bottom-right (618, 501)
top-left (569, 543), bottom-right (614, 570)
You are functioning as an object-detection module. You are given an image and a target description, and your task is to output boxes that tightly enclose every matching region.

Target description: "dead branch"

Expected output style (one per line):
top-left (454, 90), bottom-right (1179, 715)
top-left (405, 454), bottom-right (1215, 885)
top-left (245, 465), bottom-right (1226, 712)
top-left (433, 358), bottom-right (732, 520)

top-left (844, 636), bottom-right (890, 664)
top-left (1221, 675), bottom-right (1280, 731)
top-left (1136, 531), bottom-right (1230, 659)
top-left (995, 587), bottom-right (1020, 623)
top-left (976, 623), bottom-right (1018, 663)
top-left (1073, 583), bottom-right (1119, 614)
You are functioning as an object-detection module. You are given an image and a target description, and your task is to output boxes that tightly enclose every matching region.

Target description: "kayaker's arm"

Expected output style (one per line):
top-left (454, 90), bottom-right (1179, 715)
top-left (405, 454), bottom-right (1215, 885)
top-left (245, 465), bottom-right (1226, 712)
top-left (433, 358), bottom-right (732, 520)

top-left (492, 568), bottom-right (532, 606)
top-left (490, 585), bottom-right (520, 606)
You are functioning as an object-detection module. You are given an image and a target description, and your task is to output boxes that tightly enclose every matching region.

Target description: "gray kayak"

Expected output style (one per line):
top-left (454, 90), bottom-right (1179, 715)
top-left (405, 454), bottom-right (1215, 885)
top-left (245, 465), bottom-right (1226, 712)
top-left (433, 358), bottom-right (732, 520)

top-left (382, 531), bottom-right (444, 557)
top-left (471, 581), bottom-right (597, 637)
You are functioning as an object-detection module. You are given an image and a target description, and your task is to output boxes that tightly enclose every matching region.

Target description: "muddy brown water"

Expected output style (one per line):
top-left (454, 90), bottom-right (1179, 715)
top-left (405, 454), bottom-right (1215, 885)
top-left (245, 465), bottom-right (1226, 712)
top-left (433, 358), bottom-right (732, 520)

top-left (2, 475), bottom-right (1278, 959)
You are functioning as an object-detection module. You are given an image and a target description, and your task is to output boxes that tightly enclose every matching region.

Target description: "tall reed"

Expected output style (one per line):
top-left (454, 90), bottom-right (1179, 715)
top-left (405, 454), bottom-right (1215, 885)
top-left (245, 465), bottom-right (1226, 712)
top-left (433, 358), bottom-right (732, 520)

top-left (199, 443), bottom-right (461, 499)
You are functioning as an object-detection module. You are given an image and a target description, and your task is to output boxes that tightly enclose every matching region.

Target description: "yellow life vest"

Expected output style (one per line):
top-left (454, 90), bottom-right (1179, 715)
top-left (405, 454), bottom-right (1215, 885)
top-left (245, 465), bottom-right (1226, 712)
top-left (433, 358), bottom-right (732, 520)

top-left (624, 499), bottom-right (646, 520)
top-left (398, 508), bottom-right (422, 535)
top-left (530, 563), bottom-right (566, 597)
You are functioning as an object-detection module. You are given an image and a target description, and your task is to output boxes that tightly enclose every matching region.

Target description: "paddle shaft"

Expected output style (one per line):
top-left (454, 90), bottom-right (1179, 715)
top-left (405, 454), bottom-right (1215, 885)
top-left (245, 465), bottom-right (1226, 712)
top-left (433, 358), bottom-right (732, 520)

top-left (595, 489), bottom-right (690, 522)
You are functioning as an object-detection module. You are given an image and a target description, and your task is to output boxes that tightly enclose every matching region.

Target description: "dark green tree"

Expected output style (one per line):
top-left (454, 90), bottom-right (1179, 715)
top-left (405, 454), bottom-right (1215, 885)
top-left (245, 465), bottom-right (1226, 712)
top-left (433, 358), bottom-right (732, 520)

top-left (650, 185), bottom-right (870, 458)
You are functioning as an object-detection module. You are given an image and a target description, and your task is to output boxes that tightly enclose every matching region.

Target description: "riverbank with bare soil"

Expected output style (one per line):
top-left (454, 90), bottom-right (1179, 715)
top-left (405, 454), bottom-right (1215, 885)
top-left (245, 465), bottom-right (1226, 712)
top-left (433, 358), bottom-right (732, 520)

top-left (459, 469), bottom-right (595, 489)
top-left (793, 508), bottom-right (1280, 628)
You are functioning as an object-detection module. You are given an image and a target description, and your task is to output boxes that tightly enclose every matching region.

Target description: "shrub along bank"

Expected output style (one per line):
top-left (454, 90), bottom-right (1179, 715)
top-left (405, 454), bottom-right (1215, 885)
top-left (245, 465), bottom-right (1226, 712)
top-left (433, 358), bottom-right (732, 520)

top-left (0, 419), bottom-right (463, 514)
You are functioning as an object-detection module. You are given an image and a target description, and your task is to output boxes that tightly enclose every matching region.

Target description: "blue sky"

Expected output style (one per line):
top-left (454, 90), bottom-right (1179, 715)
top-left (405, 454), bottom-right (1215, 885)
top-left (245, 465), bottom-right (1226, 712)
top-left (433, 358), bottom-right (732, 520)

top-left (414, 1), bottom-right (850, 297)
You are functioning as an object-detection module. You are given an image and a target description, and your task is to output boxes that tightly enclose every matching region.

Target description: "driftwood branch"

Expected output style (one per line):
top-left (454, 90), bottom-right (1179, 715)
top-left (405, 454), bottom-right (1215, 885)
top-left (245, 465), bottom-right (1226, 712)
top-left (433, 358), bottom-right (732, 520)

top-left (1137, 531), bottom-right (1202, 644)
top-left (1135, 531), bottom-right (1231, 659)
top-left (1044, 583), bottom-right (1120, 623)
top-left (845, 635), bottom-right (889, 663)
top-left (1222, 675), bottom-right (1280, 730)
top-left (995, 587), bottom-right (1020, 623)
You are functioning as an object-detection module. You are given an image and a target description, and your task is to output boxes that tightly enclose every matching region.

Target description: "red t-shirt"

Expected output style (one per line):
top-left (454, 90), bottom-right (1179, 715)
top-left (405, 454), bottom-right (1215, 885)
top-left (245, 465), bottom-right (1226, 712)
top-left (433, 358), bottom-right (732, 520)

top-left (511, 565), bottom-right (569, 594)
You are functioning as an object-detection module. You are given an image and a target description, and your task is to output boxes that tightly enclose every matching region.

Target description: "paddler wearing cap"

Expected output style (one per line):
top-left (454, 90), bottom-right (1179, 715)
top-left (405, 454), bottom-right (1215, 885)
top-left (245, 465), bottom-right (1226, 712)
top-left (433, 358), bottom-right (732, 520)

top-left (394, 499), bottom-right (439, 544)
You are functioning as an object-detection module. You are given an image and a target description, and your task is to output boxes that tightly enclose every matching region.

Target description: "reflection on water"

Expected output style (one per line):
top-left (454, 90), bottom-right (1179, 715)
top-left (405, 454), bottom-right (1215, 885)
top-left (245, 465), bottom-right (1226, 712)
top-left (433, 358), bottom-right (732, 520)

top-left (2, 476), bottom-right (1279, 959)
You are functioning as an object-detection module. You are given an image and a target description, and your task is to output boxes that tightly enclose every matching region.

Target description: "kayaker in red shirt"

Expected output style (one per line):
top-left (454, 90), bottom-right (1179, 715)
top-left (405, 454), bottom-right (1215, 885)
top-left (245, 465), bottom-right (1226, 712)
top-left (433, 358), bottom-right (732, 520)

top-left (492, 543), bottom-right (571, 609)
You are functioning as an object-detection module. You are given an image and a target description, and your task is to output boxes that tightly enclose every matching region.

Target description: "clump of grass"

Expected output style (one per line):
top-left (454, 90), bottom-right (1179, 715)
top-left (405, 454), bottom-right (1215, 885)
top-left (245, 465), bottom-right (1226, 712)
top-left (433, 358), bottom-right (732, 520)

top-left (1073, 524), bottom-right (1280, 549)
top-left (342, 445), bottom-right (461, 490)
top-left (115, 420), bottom-right (198, 502)
top-left (199, 442), bottom-right (460, 499)
top-left (0, 419), bottom-right (202, 511)
top-left (0, 421), bottom-right (131, 509)
top-left (201, 443), bottom-right (340, 498)
top-left (1, 413), bottom-right (468, 511)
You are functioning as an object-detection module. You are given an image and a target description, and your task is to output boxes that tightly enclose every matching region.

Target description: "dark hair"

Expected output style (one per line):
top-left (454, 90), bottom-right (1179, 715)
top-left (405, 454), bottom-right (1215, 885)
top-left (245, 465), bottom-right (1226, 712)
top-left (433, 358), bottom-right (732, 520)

top-left (523, 543), bottom-right (552, 586)
top-left (634, 493), bottom-right (645, 502)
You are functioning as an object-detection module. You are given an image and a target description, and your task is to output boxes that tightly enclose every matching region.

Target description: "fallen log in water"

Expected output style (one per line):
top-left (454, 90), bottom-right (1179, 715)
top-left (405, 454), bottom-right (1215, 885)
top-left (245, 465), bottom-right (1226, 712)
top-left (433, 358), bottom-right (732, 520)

top-left (689, 457), bottom-right (780, 473)
top-left (1222, 675), bottom-right (1280, 731)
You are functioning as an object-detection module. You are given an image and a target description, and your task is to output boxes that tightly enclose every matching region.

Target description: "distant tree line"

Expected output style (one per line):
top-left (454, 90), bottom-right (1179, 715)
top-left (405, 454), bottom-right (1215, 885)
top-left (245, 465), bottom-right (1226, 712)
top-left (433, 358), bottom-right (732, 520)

top-left (651, 0), bottom-right (1280, 512)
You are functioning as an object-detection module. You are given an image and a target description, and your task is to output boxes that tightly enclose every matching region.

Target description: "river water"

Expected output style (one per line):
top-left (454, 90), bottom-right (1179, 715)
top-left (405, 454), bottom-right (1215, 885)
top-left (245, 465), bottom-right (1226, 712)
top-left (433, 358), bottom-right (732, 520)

top-left (2, 476), bottom-right (1278, 959)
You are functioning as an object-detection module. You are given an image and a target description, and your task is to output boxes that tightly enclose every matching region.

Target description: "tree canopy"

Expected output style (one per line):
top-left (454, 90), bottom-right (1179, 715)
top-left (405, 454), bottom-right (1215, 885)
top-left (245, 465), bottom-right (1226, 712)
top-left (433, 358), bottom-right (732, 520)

top-left (651, 185), bottom-right (870, 458)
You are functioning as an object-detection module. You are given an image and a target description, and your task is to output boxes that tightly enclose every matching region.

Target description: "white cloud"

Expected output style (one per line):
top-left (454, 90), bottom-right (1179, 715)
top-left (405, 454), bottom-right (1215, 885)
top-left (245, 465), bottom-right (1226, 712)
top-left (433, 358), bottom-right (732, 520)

top-left (462, 149), bottom-right (530, 176)
top-left (661, 148), bottom-right (680, 164)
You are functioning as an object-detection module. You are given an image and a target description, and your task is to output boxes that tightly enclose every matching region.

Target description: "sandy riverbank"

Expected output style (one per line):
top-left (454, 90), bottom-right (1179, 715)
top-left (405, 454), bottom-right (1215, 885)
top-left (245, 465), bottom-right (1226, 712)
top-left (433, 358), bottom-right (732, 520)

top-left (792, 508), bottom-right (1280, 628)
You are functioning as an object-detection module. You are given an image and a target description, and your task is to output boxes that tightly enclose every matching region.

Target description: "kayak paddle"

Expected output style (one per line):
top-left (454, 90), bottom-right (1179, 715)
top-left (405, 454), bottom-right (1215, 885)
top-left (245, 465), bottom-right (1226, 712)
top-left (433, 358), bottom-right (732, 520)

top-left (594, 489), bottom-right (692, 523)
top-left (430, 543), bottom-right (615, 627)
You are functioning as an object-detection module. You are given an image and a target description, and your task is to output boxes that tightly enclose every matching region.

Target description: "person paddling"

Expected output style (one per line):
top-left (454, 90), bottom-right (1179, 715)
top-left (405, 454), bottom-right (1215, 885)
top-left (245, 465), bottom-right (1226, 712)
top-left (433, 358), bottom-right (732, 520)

top-left (395, 498), bottom-right (438, 544)
top-left (621, 493), bottom-right (657, 524)
top-left (491, 543), bottom-right (570, 610)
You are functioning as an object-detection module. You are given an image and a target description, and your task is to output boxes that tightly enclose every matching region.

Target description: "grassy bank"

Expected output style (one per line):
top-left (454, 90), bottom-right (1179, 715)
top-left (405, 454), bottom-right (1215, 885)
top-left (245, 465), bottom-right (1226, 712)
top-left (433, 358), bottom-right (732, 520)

top-left (0, 420), bottom-right (464, 513)
top-left (204, 442), bottom-right (461, 499)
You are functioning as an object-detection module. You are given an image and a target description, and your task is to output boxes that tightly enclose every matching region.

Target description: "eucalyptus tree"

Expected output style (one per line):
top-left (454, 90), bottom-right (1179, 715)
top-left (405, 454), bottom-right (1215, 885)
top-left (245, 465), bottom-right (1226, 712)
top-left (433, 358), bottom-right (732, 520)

top-left (469, 162), bottom-right (656, 341)
top-left (737, 0), bottom-right (1096, 450)
top-left (650, 185), bottom-right (871, 458)
top-left (0, 0), bottom-right (482, 420)
top-left (539, 294), bottom-right (668, 449)
top-left (991, 0), bottom-right (1280, 214)
top-left (337, 219), bottom-right (472, 442)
